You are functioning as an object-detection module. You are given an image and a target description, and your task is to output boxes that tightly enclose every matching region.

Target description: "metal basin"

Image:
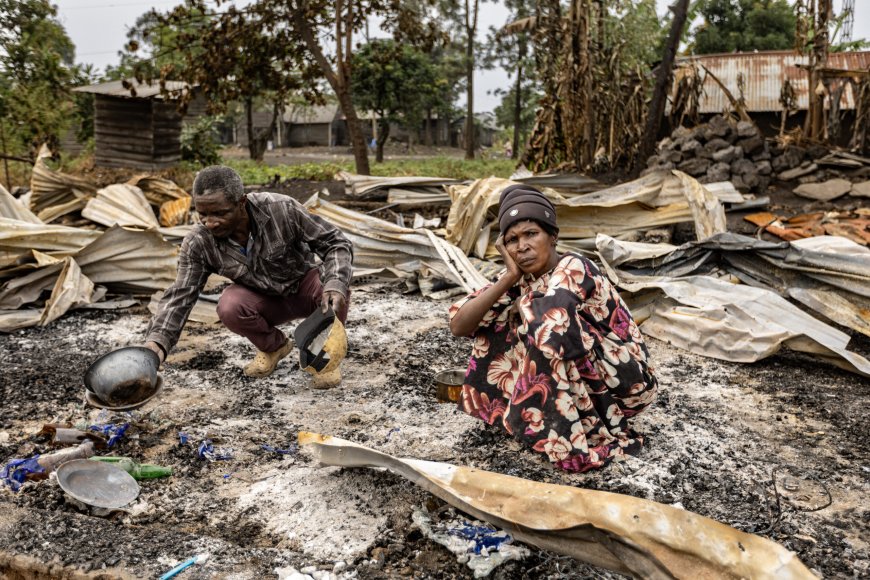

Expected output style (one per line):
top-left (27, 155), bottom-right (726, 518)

top-left (84, 346), bottom-right (159, 407)
top-left (433, 369), bottom-right (465, 403)
top-left (85, 375), bottom-right (164, 411)
top-left (56, 459), bottom-right (140, 509)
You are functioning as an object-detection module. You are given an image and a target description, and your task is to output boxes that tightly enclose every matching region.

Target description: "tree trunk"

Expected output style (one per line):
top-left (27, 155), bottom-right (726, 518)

top-left (464, 0), bottom-right (479, 160)
top-left (376, 120), bottom-right (389, 162)
top-left (295, 2), bottom-right (370, 174)
top-left (808, 0), bottom-right (831, 141)
top-left (247, 100), bottom-right (280, 162)
top-left (245, 98), bottom-right (263, 161)
top-left (425, 108), bottom-right (433, 147)
top-left (512, 41), bottom-right (525, 160)
top-left (632, 0), bottom-right (690, 176)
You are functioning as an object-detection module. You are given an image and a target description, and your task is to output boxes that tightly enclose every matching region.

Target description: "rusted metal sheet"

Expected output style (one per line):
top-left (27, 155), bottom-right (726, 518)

top-left (300, 432), bottom-right (814, 579)
top-left (677, 50), bottom-right (870, 113)
top-left (745, 210), bottom-right (870, 246)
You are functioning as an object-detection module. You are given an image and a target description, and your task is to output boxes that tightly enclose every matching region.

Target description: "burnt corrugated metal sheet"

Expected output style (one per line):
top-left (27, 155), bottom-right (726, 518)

top-left (677, 50), bottom-right (870, 113)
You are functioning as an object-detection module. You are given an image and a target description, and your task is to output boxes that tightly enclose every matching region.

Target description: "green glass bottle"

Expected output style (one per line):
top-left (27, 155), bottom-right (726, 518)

top-left (90, 456), bottom-right (172, 480)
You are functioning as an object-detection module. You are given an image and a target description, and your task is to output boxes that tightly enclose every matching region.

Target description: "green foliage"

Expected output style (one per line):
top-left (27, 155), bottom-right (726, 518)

top-left (181, 117), bottom-right (222, 166)
top-left (691, 0), bottom-right (796, 55)
top-left (0, 0), bottom-right (78, 157)
top-left (223, 156), bottom-right (516, 183)
top-left (106, 9), bottom-right (205, 81)
top-left (492, 83), bottom-right (539, 145)
top-left (351, 39), bottom-right (438, 130)
top-left (612, 0), bottom-right (667, 67)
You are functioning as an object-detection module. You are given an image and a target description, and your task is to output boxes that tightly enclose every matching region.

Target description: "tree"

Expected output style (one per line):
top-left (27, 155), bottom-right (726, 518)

top-left (388, 0), bottom-right (464, 147)
top-left (0, 0), bottom-right (77, 159)
top-left (140, 0), bottom-right (399, 173)
top-left (634, 0), bottom-right (691, 175)
top-left (691, 0), bottom-right (796, 55)
top-left (483, 0), bottom-right (536, 160)
top-left (462, 0), bottom-right (481, 159)
top-left (134, 3), bottom-right (317, 162)
top-left (522, 0), bottom-right (664, 173)
top-left (492, 83), bottom-right (539, 157)
top-left (106, 9), bottom-right (203, 81)
top-left (351, 40), bottom-right (438, 162)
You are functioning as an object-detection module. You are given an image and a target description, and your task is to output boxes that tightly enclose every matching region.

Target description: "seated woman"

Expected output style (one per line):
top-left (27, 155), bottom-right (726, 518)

top-left (449, 185), bottom-right (658, 472)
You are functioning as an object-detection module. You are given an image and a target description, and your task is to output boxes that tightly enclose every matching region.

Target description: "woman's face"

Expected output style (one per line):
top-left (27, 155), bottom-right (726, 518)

top-left (503, 220), bottom-right (558, 277)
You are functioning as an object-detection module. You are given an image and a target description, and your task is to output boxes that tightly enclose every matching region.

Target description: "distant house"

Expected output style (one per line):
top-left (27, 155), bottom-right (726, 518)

top-left (674, 50), bottom-right (870, 141)
top-left (72, 79), bottom-right (205, 170)
top-left (453, 112), bottom-right (500, 149)
top-left (284, 104), bottom-right (341, 147)
top-left (283, 104), bottom-right (375, 147)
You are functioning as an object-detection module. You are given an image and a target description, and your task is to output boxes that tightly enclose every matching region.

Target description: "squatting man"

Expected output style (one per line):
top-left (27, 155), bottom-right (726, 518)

top-left (144, 165), bottom-right (352, 387)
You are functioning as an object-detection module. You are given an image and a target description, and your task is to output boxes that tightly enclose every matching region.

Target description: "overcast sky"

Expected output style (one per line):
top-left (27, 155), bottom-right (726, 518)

top-left (57, 0), bottom-right (870, 113)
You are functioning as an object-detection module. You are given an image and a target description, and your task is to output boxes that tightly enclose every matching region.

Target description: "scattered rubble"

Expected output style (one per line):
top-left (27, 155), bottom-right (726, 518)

top-left (1, 139), bottom-right (869, 577)
top-left (643, 115), bottom-right (774, 192)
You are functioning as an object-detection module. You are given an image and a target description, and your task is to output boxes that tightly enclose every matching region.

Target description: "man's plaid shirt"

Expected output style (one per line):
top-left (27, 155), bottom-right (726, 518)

top-left (146, 192), bottom-right (353, 354)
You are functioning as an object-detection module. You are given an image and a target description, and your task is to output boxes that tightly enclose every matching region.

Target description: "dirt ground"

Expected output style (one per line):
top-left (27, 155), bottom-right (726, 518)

top-left (1, 277), bottom-right (868, 579)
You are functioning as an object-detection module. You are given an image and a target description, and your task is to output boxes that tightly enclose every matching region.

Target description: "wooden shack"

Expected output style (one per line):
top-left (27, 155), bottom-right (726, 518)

top-left (72, 79), bottom-right (204, 170)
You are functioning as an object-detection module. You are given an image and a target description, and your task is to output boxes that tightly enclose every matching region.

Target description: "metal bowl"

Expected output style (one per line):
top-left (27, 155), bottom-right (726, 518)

top-left (433, 369), bottom-right (465, 403)
top-left (56, 459), bottom-right (140, 509)
top-left (84, 346), bottom-right (159, 407)
top-left (84, 375), bottom-right (164, 411)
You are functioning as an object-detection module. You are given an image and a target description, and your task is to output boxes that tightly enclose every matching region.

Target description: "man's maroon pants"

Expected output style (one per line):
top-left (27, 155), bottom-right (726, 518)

top-left (216, 269), bottom-right (349, 353)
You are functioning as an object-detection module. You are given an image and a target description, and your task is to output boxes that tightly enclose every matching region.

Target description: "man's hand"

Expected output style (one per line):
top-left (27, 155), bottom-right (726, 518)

top-left (321, 290), bottom-right (346, 315)
top-left (144, 341), bottom-right (166, 365)
top-left (496, 235), bottom-right (522, 284)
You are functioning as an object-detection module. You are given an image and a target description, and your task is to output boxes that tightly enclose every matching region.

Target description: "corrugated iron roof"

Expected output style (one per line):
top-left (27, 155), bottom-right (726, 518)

top-left (72, 79), bottom-right (193, 99)
top-left (283, 104), bottom-right (339, 124)
top-left (677, 50), bottom-right (870, 113)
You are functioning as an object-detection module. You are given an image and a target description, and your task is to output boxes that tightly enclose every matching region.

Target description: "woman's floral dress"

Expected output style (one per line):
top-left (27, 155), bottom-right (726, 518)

top-left (449, 252), bottom-right (658, 472)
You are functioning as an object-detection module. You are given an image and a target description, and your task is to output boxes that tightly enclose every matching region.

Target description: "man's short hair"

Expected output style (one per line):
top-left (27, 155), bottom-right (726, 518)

top-left (192, 166), bottom-right (245, 203)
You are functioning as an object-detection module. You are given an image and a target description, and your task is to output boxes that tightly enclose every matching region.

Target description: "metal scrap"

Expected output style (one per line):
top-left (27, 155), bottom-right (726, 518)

top-left (745, 210), bottom-right (870, 246)
top-left (596, 233), bottom-right (870, 375)
top-left (82, 184), bottom-right (161, 229)
top-left (305, 193), bottom-right (487, 293)
top-left (299, 432), bottom-right (814, 579)
top-left (445, 171), bottom-right (728, 256)
top-left (28, 146), bottom-right (97, 214)
top-left (338, 171), bottom-right (463, 199)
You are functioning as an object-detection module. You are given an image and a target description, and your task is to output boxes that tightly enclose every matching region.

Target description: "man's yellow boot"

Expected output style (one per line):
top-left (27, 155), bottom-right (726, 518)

top-left (244, 338), bottom-right (293, 378)
top-left (311, 366), bottom-right (342, 389)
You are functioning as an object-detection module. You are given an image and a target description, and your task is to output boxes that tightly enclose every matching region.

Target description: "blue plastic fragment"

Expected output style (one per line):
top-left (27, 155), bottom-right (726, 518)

top-left (178, 432), bottom-right (189, 445)
top-left (261, 444), bottom-right (297, 455)
top-left (88, 423), bottom-right (129, 447)
top-left (197, 439), bottom-right (232, 461)
top-left (385, 427), bottom-right (401, 441)
top-left (447, 524), bottom-right (509, 554)
top-left (1, 456), bottom-right (44, 492)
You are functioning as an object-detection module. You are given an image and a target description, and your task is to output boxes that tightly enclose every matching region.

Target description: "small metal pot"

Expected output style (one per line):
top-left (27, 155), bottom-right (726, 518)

top-left (84, 346), bottom-right (159, 407)
top-left (433, 369), bottom-right (465, 403)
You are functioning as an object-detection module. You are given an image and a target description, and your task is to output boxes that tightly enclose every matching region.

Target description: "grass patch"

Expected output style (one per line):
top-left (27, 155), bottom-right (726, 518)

top-left (225, 156), bottom-right (518, 184)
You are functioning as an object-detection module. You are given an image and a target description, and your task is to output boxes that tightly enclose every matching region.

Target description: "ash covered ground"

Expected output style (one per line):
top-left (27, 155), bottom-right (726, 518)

top-left (1, 283), bottom-right (868, 579)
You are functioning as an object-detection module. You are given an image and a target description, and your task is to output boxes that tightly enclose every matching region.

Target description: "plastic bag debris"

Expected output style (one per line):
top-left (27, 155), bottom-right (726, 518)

top-left (88, 422), bottom-right (129, 447)
top-left (178, 431), bottom-right (189, 445)
top-left (412, 507), bottom-right (529, 578)
top-left (1, 456), bottom-right (44, 491)
top-left (197, 439), bottom-right (233, 461)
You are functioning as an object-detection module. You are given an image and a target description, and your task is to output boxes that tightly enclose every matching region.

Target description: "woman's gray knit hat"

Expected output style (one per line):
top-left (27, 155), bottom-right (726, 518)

top-left (497, 184), bottom-right (558, 235)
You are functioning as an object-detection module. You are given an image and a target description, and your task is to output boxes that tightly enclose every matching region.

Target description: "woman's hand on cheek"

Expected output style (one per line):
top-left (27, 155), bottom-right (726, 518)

top-left (496, 235), bottom-right (522, 284)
